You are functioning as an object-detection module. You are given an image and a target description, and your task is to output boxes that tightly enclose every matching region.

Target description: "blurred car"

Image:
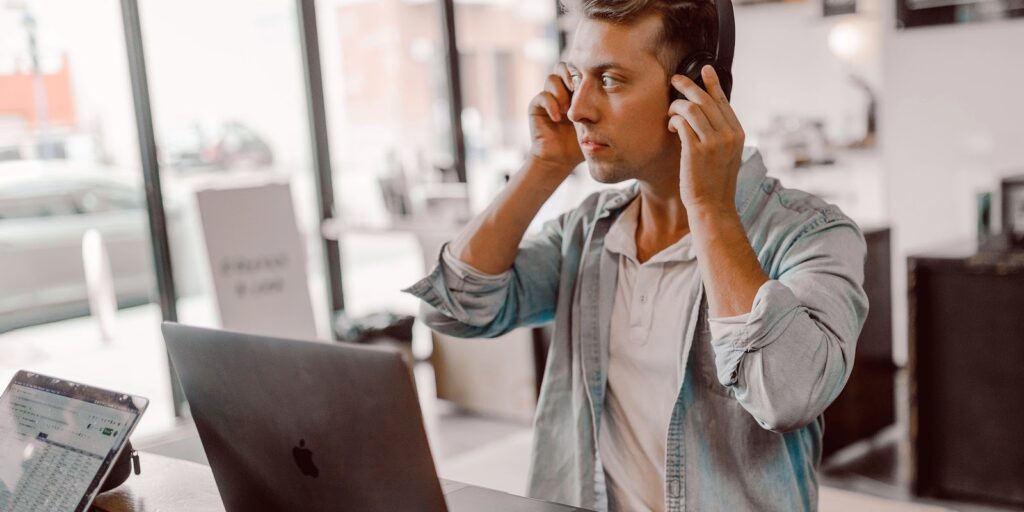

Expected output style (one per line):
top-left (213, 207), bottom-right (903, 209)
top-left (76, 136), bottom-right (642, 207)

top-left (0, 160), bottom-right (188, 333)
top-left (161, 121), bottom-right (274, 171)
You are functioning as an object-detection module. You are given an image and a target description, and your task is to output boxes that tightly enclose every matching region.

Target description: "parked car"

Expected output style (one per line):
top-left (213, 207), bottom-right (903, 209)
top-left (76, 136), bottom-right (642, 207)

top-left (0, 160), bottom-right (193, 333)
top-left (161, 121), bottom-right (274, 171)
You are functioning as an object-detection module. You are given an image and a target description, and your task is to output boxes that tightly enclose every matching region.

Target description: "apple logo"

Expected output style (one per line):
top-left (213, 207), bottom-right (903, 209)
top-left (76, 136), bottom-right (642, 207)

top-left (292, 439), bottom-right (319, 478)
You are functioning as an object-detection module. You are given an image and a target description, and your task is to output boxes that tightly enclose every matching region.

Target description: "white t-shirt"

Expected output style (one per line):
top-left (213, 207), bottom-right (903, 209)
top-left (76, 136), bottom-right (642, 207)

top-left (599, 198), bottom-right (702, 512)
top-left (438, 196), bottom-right (749, 510)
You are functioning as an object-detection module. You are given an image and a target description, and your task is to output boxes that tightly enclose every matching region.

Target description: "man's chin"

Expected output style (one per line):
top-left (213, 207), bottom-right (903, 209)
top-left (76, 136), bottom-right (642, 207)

top-left (586, 160), bottom-right (629, 184)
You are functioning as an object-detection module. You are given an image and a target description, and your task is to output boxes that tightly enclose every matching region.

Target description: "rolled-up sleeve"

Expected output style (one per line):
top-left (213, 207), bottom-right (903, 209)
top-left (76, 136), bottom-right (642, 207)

top-left (402, 216), bottom-right (565, 339)
top-left (709, 217), bottom-right (869, 433)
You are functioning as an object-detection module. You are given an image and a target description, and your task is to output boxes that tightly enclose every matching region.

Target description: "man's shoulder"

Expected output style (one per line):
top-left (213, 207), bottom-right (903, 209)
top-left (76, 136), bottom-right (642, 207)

top-left (756, 177), bottom-right (859, 233)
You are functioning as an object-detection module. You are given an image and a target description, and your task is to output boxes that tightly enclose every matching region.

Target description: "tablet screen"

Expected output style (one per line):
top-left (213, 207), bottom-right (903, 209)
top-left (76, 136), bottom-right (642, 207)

top-left (0, 371), bottom-right (147, 512)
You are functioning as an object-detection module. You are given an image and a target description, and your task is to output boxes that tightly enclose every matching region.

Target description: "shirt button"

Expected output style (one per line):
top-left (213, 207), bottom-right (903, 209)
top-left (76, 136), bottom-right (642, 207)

top-left (639, 294), bottom-right (648, 304)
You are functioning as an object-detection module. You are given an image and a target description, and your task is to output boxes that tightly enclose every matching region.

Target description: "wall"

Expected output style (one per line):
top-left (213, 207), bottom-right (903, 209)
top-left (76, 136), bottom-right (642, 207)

top-left (731, 1), bottom-right (878, 146)
top-left (733, 0), bottom-right (1024, 363)
top-left (882, 12), bottom-right (1024, 362)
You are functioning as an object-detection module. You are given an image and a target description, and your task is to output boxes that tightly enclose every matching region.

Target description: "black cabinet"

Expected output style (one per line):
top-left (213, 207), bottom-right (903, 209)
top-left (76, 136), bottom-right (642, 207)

top-left (822, 227), bottom-right (895, 458)
top-left (908, 249), bottom-right (1024, 507)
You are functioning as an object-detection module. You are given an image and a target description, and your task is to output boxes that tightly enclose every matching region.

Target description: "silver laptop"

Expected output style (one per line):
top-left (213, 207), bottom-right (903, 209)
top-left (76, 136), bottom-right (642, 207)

top-left (0, 370), bottom-right (148, 512)
top-left (162, 322), bottom-right (589, 512)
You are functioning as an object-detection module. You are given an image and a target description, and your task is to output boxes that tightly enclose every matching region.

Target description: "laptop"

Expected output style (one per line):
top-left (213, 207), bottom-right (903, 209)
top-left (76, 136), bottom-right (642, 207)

top-left (0, 371), bottom-right (148, 512)
top-left (161, 322), bottom-right (590, 511)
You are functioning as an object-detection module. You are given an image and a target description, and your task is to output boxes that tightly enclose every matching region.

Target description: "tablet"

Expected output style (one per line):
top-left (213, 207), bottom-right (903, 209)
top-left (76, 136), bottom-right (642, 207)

top-left (0, 371), bottom-right (148, 512)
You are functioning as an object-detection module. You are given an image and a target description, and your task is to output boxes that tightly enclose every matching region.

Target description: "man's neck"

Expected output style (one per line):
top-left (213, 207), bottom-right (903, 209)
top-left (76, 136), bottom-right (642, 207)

top-left (634, 180), bottom-right (690, 264)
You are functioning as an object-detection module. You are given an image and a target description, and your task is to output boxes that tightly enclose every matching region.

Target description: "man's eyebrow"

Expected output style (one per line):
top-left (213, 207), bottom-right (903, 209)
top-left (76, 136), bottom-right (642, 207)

top-left (566, 61), bottom-right (633, 74)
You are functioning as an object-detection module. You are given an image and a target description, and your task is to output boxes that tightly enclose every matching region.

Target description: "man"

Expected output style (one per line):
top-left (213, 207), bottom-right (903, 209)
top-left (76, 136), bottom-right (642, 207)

top-left (404, 0), bottom-right (868, 510)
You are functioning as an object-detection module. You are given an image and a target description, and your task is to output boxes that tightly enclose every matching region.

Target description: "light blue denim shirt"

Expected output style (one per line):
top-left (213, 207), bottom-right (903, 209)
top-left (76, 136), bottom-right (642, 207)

top-left (404, 148), bottom-right (869, 512)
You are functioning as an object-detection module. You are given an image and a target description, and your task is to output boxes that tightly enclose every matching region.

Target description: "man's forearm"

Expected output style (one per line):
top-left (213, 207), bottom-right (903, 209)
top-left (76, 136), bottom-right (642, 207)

top-left (688, 204), bottom-right (768, 318)
top-left (449, 158), bottom-right (570, 275)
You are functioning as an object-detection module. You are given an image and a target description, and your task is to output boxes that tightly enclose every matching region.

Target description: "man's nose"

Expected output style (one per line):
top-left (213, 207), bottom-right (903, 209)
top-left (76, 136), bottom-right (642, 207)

top-left (567, 80), bottom-right (598, 125)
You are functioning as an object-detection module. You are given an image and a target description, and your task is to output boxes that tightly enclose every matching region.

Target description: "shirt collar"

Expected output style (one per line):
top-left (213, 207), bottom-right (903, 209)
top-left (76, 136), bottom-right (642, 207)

top-left (604, 197), bottom-right (639, 259)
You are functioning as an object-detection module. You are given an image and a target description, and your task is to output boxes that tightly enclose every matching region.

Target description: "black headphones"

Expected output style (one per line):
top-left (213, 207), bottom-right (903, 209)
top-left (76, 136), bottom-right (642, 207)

top-left (672, 0), bottom-right (735, 101)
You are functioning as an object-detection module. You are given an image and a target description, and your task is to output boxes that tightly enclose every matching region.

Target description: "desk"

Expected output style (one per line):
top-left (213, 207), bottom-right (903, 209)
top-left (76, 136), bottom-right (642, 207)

top-left (89, 453), bottom-right (585, 512)
top-left (91, 454), bottom-right (224, 512)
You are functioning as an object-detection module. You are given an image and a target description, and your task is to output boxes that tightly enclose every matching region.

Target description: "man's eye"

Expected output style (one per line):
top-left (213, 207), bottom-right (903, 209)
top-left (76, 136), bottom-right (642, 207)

top-left (601, 76), bottom-right (618, 87)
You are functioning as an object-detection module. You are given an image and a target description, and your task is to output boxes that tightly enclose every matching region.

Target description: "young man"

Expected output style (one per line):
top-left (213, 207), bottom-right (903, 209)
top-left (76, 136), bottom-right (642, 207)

top-left (405, 0), bottom-right (868, 510)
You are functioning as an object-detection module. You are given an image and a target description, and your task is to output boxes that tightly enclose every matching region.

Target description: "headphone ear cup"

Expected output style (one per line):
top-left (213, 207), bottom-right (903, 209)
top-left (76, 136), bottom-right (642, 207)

top-left (673, 52), bottom-right (714, 100)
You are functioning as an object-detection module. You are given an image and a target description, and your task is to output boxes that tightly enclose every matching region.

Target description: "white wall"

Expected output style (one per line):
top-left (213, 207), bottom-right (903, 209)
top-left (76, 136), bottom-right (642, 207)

top-left (732, 1), bottom-right (1024, 364)
top-left (882, 13), bottom-right (1024, 362)
top-left (731, 1), bottom-right (879, 146)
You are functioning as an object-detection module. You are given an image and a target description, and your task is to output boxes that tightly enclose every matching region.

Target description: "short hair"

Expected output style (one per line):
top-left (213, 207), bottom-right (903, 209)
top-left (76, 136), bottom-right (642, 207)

top-left (562, 0), bottom-right (719, 75)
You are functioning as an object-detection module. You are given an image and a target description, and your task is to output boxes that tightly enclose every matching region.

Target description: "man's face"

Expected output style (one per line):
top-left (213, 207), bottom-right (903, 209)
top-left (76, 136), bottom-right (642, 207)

top-left (566, 13), bottom-right (679, 184)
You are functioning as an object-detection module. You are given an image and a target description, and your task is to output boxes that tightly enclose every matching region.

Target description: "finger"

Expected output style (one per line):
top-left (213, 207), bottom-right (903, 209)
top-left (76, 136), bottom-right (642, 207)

top-left (701, 65), bottom-right (728, 104)
top-left (530, 91), bottom-right (564, 123)
top-left (670, 73), bottom-right (728, 132)
top-left (701, 65), bottom-right (742, 130)
top-left (554, 61), bottom-right (574, 93)
top-left (543, 74), bottom-right (572, 115)
top-left (668, 115), bottom-right (698, 146)
top-left (669, 101), bottom-right (715, 143)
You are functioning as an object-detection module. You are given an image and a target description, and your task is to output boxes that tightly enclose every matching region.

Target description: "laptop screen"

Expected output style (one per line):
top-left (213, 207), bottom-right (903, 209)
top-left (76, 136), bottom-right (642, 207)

top-left (0, 371), bottom-right (147, 512)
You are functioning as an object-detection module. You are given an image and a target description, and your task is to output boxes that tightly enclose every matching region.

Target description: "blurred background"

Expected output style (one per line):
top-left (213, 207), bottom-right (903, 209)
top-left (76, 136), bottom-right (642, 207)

top-left (1, 0), bottom-right (1022, 510)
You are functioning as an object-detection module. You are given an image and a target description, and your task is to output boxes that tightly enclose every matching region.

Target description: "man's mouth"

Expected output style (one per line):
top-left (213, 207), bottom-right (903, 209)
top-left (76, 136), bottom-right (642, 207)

top-left (580, 137), bottom-right (609, 152)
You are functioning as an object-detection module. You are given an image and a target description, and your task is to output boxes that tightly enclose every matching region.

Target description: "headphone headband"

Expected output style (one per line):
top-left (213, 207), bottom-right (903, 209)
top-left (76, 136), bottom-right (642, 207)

top-left (716, 0), bottom-right (735, 100)
top-left (674, 0), bottom-right (735, 101)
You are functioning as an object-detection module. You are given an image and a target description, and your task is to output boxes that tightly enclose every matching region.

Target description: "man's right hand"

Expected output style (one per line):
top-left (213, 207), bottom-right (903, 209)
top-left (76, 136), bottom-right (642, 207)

top-left (527, 62), bottom-right (584, 177)
top-left (448, 64), bottom-right (584, 275)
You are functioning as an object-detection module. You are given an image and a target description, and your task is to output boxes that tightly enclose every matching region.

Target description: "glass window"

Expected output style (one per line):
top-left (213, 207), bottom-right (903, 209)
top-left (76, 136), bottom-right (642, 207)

top-left (454, 0), bottom-right (560, 211)
top-left (138, 0), bottom-right (332, 341)
top-left (316, 0), bottom-right (454, 349)
top-left (313, 0), bottom-right (561, 358)
top-left (0, 0), bottom-right (174, 436)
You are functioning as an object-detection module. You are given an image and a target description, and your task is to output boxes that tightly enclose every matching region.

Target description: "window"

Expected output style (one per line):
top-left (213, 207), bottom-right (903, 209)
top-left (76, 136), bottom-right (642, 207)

top-left (316, 0), bottom-right (455, 341)
top-left (0, 0), bottom-right (172, 436)
top-left (454, 0), bottom-right (559, 210)
top-left (138, 0), bottom-right (332, 338)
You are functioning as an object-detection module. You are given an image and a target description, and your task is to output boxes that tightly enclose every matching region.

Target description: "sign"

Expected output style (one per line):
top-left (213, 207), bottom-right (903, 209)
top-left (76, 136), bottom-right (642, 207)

top-left (196, 183), bottom-right (319, 341)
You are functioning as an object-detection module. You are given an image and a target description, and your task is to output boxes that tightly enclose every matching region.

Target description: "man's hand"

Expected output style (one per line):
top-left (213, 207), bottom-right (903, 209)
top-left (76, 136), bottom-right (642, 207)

top-left (668, 65), bottom-right (745, 211)
top-left (527, 62), bottom-right (584, 179)
top-left (669, 65), bottom-right (764, 318)
top-left (447, 64), bottom-right (585, 275)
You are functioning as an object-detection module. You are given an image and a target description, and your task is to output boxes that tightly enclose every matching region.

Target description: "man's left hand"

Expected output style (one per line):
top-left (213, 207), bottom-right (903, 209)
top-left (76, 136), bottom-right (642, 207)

top-left (668, 65), bottom-right (745, 212)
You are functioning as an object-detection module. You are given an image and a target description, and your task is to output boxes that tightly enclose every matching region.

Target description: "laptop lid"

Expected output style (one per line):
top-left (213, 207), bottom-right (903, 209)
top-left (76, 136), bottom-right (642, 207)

top-left (161, 322), bottom-right (449, 512)
top-left (0, 370), bottom-right (148, 512)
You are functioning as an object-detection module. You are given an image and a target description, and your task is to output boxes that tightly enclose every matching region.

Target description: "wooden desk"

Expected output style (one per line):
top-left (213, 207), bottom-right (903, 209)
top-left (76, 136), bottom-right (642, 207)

top-left (91, 453), bottom-right (224, 512)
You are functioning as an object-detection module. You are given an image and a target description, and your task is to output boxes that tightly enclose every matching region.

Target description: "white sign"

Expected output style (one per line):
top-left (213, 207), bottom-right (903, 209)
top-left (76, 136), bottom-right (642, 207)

top-left (196, 183), bottom-right (319, 341)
